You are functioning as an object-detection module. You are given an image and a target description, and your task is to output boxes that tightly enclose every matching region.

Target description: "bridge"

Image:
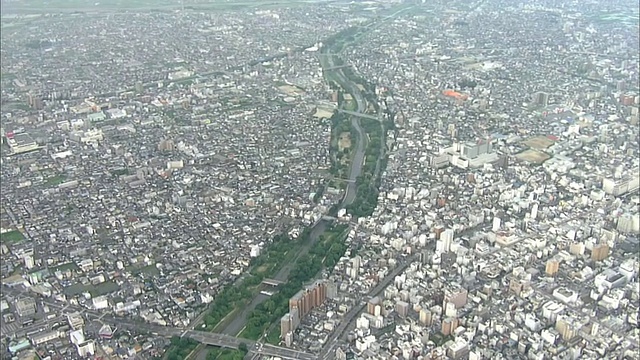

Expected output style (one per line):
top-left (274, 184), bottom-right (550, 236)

top-left (1, 285), bottom-right (317, 360)
top-left (262, 278), bottom-right (285, 286)
top-left (185, 330), bottom-right (316, 360)
top-left (337, 109), bottom-right (380, 121)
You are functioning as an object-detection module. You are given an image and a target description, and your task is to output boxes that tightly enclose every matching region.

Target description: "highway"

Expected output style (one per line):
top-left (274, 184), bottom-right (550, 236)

top-left (319, 255), bottom-right (419, 359)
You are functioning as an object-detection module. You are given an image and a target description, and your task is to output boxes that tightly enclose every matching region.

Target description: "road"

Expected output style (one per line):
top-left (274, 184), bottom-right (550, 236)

top-left (207, 8), bottom-right (388, 348)
top-left (323, 50), bottom-right (368, 207)
top-left (218, 219), bottom-right (332, 338)
top-left (194, 24), bottom-right (373, 359)
top-left (319, 255), bottom-right (419, 359)
top-left (1, 284), bottom-right (316, 359)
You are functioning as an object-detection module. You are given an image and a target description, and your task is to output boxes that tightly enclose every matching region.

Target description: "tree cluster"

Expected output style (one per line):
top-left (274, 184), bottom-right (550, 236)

top-left (166, 337), bottom-right (199, 360)
top-left (206, 343), bottom-right (248, 360)
top-left (346, 117), bottom-right (386, 217)
top-left (328, 111), bottom-right (356, 178)
top-left (201, 234), bottom-right (294, 330)
top-left (241, 225), bottom-right (349, 340)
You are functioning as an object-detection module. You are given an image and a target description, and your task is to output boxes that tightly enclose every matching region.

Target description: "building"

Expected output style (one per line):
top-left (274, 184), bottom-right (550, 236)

top-left (27, 93), bottom-right (43, 110)
top-left (602, 168), bottom-right (640, 196)
top-left (555, 316), bottom-right (579, 341)
top-left (77, 341), bottom-right (95, 357)
top-left (8, 339), bottom-right (30, 354)
top-left (367, 297), bottom-right (381, 315)
top-left (461, 140), bottom-right (493, 160)
top-left (442, 317), bottom-right (459, 336)
top-left (552, 287), bottom-right (578, 304)
top-left (542, 301), bottom-right (565, 325)
top-left (67, 312), bottom-right (85, 330)
top-left (447, 339), bottom-right (470, 360)
top-left (158, 139), bottom-right (176, 152)
top-left (533, 91), bottom-right (549, 107)
top-left (617, 213), bottom-right (640, 234)
top-left (396, 301), bottom-right (410, 318)
top-left (30, 330), bottom-right (60, 346)
top-left (98, 324), bottom-right (114, 339)
top-left (545, 259), bottom-right (560, 276)
top-left (591, 243), bottom-right (610, 262)
top-left (15, 298), bottom-right (36, 317)
top-left (5, 132), bottom-right (38, 154)
top-left (443, 288), bottom-right (468, 309)
top-left (437, 229), bottom-right (454, 253)
top-left (283, 281), bottom-right (327, 338)
top-left (281, 313), bottom-right (293, 339)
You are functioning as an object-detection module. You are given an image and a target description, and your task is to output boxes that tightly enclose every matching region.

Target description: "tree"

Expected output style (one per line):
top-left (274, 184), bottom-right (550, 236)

top-left (239, 343), bottom-right (249, 353)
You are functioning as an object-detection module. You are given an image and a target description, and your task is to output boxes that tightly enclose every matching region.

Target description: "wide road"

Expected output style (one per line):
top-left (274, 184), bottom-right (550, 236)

top-left (218, 219), bottom-right (332, 337)
top-left (320, 254), bottom-right (419, 359)
top-left (323, 51), bottom-right (369, 206)
top-left (198, 21), bottom-right (373, 359)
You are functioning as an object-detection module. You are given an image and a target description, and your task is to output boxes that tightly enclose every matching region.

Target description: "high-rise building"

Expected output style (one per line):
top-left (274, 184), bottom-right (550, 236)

top-left (545, 259), bottom-right (560, 276)
top-left (617, 213), bottom-right (639, 234)
top-left (555, 316), bottom-right (578, 341)
top-left (284, 280), bottom-right (328, 338)
top-left (367, 297), bottom-right (381, 315)
top-left (492, 217), bottom-right (501, 232)
top-left (591, 243), bottom-right (610, 262)
top-left (158, 139), bottom-right (175, 152)
top-left (396, 301), bottom-right (410, 318)
top-left (280, 313), bottom-right (293, 339)
top-left (27, 93), bottom-right (43, 110)
top-left (438, 229), bottom-right (454, 253)
top-left (443, 288), bottom-right (468, 309)
top-left (533, 91), bottom-right (549, 107)
top-left (441, 317), bottom-right (459, 336)
top-left (419, 309), bottom-right (433, 326)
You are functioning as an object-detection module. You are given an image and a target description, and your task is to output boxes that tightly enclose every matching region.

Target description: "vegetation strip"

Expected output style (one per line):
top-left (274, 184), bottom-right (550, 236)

top-left (321, 27), bottom-right (392, 218)
top-left (238, 224), bottom-right (349, 341)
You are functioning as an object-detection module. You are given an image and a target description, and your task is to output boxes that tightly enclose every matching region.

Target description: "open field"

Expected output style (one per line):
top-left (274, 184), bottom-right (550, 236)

top-left (278, 85), bottom-right (305, 97)
top-left (516, 149), bottom-right (551, 164)
top-left (522, 135), bottom-right (555, 150)
top-left (0, 229), bottom-right (25, 244)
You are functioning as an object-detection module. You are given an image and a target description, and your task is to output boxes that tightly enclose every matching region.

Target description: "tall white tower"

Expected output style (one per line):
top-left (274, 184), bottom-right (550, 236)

top-left (492, 217), bottom-right (501, 232)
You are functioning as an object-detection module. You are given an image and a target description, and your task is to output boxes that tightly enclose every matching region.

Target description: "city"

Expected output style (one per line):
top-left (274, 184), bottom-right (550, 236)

top-left (0, 0), bottom-right (639, 359)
